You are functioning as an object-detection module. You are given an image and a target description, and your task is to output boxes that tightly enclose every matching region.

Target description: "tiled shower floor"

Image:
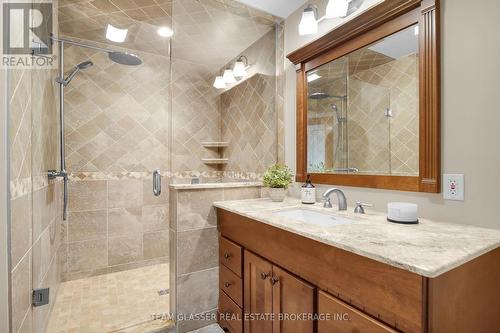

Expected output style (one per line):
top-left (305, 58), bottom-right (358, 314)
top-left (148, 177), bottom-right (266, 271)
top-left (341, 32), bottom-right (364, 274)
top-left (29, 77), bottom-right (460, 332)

top-left (47, 263), bottom-right (172, 333)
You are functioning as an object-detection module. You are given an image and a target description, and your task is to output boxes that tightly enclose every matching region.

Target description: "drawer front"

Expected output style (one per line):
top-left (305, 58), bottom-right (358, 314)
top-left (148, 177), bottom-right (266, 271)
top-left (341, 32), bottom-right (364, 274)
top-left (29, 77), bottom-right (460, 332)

top-left (318, 290), bottom-right (397, 333)
top-left (219, 290), bottom-right (243, 333)
top-left (220, 265), bottom-right (243, 308)
top-left (220, 237), bottom-right (242, 277)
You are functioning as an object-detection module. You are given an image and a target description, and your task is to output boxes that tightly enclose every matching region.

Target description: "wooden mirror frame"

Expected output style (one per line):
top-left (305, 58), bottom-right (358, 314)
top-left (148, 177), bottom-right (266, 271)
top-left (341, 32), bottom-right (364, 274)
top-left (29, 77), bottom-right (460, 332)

top-left (287, 0), bottom-right (440, 192)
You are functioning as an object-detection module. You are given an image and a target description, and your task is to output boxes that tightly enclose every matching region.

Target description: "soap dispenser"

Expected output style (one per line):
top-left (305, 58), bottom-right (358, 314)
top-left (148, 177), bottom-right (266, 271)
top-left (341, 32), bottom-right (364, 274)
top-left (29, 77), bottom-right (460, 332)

top-left (301, 175), bottom-right (316, 204)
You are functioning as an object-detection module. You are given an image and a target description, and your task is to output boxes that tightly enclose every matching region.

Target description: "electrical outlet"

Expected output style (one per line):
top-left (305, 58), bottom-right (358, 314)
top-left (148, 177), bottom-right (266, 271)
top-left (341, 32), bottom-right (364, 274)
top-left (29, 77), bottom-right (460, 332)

top-left (443, 174), bottom-right (464, 201)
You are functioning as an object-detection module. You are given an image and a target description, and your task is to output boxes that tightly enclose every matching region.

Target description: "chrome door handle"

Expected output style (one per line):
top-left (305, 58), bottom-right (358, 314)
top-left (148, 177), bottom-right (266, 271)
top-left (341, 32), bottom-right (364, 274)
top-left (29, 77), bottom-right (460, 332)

top-left (153, 170), bottom-right (161, 197)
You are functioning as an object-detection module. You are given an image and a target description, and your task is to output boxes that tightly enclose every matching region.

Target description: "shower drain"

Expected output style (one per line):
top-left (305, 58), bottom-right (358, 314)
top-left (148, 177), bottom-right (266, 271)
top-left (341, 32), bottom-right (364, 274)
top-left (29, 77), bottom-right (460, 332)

top-left (157, 289), bottom-right (170, 296)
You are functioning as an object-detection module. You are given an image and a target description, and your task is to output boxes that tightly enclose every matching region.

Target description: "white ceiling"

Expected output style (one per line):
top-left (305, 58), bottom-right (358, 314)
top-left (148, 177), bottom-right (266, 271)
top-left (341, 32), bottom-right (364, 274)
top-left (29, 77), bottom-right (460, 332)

top-left (234, 0), bottom-right (308, 18)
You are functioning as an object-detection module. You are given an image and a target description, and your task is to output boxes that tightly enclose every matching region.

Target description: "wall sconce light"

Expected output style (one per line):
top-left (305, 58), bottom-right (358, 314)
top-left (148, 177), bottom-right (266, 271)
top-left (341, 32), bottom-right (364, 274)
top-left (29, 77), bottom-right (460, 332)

top-left (299, 5), bottom-right (318, 36)
top-left (325, 0), bottom-right (351, 19)
top-left (214, 55), bottom-right (251, 89)
top-left (233, 56), bottom-right (248, 78)
top-left (299, 0), bottom-right (360, 36)
top-left (222, 69), bottom-right (237, 84)
top-left (213, 75), bottom-right (226, 89)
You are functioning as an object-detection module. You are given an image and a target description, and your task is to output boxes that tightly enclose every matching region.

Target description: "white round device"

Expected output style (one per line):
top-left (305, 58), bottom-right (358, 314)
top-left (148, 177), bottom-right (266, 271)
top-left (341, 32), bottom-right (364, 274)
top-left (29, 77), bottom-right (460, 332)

top-left (387, 202), bottom-right (419, 224)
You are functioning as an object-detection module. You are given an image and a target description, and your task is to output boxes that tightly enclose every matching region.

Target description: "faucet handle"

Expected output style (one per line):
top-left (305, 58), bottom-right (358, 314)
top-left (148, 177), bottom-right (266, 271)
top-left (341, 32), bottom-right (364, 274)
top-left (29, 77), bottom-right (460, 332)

top-left (354, 202), bottom-right (373, 214)
top-left (323, 197), bottom-right (333, 208)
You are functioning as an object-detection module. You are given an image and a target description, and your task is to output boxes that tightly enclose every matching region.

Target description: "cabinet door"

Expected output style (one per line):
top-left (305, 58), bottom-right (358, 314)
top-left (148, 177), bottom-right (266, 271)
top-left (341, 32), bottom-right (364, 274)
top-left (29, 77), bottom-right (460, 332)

top-left (272, 266), bottom-right (314, 333)
top-left (244, 250), bottom-right (273, 333)
top-left (317, 290), bottom-right (397, 333)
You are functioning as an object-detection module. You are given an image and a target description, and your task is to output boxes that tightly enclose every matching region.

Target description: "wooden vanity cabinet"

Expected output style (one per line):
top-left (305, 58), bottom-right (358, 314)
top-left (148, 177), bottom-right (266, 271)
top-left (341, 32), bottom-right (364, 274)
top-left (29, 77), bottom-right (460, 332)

top-left (244, 250), bottom-right (314, 333)
top-left (217, 208), bottom-right (500, 333)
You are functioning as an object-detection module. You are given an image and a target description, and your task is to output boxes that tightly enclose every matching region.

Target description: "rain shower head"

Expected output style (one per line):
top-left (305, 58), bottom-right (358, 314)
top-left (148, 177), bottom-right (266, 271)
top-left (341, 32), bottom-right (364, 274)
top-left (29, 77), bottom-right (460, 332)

top-left (108, 51), bottom-right (142, 66)
top-left (308, 92), bottom-right (331, 100)
top-left (59, 60), bottom-right (94, 86)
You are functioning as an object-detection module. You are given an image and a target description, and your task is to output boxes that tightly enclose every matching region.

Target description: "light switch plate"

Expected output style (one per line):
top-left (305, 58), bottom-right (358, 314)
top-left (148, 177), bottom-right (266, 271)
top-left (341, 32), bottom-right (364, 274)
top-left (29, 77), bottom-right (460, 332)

top-left (443, 174), bottom-right (464, 201)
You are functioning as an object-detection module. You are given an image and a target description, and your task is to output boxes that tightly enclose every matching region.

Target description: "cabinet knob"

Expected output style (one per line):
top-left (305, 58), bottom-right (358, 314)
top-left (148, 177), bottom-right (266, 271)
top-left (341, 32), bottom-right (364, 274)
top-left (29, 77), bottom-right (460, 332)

top-left (260, 272), bottom-right (270, 280)
top-left (224, 282), bottom-right (232, 288)
top-left (271, 276), bottom-right (279, 285)
top-left (224, 252), bottom-right (232, 259)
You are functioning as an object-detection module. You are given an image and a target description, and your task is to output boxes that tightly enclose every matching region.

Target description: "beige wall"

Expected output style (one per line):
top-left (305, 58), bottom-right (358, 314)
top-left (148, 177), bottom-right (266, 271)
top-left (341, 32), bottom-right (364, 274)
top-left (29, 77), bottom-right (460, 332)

top-left (284, 0), bottom-right (500, 229)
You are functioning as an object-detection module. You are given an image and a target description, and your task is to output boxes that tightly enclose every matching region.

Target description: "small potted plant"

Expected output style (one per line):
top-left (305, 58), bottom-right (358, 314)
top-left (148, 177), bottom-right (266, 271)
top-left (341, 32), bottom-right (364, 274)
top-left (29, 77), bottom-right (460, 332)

top-left (263, 164), bottom-right (294, 202)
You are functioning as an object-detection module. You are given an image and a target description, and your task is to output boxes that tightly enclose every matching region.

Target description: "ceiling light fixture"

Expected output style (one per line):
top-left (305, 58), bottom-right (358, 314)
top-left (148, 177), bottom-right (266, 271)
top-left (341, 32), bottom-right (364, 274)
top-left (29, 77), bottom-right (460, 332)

top-left (325, 0), bottom-right (350, 18)
top-left (223, 69), bottom-right (237, 84)
top-left (233, 56), bottom-right (249, 78)
top-left (157, 26), bottom-right (173, 38)
top-left (298, 5), bottom-right (318, 36)
top-left (307, 73), bottom-right (322, 82)
top-left (213, 76), bottom-right (226, 89)
top-left (106, 24), bottom-right (128, 43)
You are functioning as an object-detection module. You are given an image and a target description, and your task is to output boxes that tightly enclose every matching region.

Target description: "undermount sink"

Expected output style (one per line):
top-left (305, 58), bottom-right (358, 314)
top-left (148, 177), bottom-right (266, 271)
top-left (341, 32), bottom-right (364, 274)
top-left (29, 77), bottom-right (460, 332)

top-left (272, 208), bottom-right (355, 227)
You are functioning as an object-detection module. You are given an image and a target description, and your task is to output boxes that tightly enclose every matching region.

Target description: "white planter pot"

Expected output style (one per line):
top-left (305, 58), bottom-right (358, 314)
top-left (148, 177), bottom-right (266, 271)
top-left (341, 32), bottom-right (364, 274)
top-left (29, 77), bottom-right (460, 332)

top-left (269, 187), bottom-right (286, 202)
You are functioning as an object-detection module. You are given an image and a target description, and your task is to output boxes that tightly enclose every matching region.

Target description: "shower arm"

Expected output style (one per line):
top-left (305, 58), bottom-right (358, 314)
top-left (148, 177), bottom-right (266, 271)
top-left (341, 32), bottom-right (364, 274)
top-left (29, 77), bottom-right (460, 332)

top-left (50, 34), bottom-right (117, 55)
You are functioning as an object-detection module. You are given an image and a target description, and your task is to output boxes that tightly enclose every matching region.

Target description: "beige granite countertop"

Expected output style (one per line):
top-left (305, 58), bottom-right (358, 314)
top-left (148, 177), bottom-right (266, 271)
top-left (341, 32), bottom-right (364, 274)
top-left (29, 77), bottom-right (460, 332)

top-left (213, 197), bottom-right (500, 278)
top-left (170, 181), bottom-right (262, 190)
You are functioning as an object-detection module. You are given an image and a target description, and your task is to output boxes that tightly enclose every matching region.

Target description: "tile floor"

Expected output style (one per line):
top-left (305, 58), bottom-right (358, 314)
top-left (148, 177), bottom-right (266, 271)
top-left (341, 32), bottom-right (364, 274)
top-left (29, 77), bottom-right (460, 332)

top-left (47, 263), bottom-right (172, 333)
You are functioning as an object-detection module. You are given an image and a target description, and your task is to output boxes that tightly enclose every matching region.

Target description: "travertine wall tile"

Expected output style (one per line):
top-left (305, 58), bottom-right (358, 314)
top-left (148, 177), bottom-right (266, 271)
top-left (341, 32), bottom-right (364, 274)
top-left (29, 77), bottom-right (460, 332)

top-left (108, 207), bottom-right (142, 237)
top-left (176, 189), bottom-right (223, 231)
top-left (68, 239), bottom-right (107, 272)
top-left (177, 228), bottom-right (218, 275)
top-left (11, 250), bottom-right (32, 333)
top-left (68, 180), bottom-right (107, 211)
top-left (108, 179), bottom-right (143, 208)
top-left (142, 205), bottom-right (168, 232)
top-left (143, 231), bottom-right (169, 260)
top-left (68, 210), bottom-right (107, 241)
top-left (108, 234), bottom-right (144, 266)
top-left (10, 194), bottom-right (32, 268)
top-left (176, 267), bottom-right (218, 315)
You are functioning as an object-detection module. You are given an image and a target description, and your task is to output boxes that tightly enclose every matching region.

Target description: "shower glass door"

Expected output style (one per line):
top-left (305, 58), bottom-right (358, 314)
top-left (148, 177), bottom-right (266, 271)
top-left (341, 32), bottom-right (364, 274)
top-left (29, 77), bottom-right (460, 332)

top-left (33, 2), bottom-right (173, 332)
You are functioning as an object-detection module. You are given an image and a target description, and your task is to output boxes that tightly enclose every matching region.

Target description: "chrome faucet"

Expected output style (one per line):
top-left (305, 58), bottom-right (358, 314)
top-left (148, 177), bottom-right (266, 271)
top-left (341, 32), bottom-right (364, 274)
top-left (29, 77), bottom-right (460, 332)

top-left (322, 188), bottom-right (347, 210)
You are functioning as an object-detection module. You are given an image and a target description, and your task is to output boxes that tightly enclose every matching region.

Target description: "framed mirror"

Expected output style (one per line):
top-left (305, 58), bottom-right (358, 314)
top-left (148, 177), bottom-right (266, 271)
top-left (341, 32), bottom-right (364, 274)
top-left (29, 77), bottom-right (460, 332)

top-left (287, 0), bottom-right (440, 192)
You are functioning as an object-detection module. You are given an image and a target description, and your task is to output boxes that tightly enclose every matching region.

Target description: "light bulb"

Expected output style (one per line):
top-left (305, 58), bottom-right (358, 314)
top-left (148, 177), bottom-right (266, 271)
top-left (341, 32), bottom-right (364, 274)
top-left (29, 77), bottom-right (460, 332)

top-left (307, 73), bottom-right (321, 82)
top-left (325, 0), bottom-right (349, 18)
top-left (222, 69), bottom-right (236, 84)
top-left (106, 24), bottom-right (128, 43)
top-left (157, 26), bottom-right (173, 38)
top-left (298, 6), bottom-right (318, 36)
top-left (213, 76), bottom-right (226, 89)
top-left (233, 60), bottom-right (247, 78)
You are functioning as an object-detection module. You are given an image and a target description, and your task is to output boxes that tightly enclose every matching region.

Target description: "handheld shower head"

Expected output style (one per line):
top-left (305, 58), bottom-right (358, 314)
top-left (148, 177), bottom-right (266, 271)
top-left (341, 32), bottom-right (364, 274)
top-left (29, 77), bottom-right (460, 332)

top-left (77, 60), bottom-right (93, 69)
top-left (60, 60), bottom-right (93, 86)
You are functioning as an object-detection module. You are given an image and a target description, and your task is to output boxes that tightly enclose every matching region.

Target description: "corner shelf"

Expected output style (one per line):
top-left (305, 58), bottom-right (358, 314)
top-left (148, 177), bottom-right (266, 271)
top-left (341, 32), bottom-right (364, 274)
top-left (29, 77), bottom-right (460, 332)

top-left (202, 158), bottom-right (229, 165)
top-left (201, 141), bottom-right (229, 148)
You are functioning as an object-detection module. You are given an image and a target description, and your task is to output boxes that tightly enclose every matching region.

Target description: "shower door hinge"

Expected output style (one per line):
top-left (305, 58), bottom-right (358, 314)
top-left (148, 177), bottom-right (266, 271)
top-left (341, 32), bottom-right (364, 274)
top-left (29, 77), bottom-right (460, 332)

top-left (32, 288), bottom-right (50, 307)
